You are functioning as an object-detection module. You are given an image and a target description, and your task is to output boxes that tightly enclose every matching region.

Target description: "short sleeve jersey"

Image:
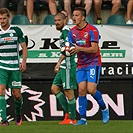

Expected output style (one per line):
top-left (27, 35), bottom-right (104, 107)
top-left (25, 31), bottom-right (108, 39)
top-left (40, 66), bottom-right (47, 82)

top-left (68, 23), bottom-right (101, 68)
top-left (59, 25), bottom-right (76, 69)
top-left (0, 25), bottom-right (26, 70)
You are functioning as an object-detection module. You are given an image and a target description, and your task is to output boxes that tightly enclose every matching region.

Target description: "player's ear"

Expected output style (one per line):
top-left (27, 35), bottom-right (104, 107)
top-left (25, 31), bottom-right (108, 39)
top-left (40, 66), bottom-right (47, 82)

top-left (82, 16), bottom-right (85, 21)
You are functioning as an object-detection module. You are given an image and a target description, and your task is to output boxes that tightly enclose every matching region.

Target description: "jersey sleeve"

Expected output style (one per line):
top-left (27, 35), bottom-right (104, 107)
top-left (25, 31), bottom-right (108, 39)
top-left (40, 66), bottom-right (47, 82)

top-left (90, 26), bottom-right (100, 43)
top-left (62, 29), bottom-right (69, 42)
top-left (14, 26), bottom-right (26, 44)
top-left (68, 30), bottom-right (74, 44)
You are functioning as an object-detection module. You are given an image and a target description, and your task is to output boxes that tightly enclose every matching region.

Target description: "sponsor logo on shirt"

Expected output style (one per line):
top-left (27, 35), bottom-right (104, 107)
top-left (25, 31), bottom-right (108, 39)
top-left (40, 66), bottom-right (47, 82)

top-left (4, 37), bottom-right (12, 41)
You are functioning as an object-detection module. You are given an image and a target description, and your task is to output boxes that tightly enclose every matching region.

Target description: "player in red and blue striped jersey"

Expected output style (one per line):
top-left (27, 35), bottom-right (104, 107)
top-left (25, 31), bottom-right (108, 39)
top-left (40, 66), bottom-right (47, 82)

top-left (69, 23), bottom-right (101, 68)
top-left (68, 7), bottom-right (109, 125)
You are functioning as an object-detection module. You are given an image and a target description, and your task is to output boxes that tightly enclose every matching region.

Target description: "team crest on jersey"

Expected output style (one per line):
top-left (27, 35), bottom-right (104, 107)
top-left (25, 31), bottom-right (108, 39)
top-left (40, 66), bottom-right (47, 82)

top-left (84, 32), bottom-right (88, 38)
top-left (10, 33), bottom-right (13, 37)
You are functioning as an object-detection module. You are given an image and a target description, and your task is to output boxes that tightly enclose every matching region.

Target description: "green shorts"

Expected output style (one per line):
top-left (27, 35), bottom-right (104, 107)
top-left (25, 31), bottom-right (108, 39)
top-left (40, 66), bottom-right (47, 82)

top-left (0, 68), bottom-right (22, 89)
top-left (53, 67), bottom-right (77, 90)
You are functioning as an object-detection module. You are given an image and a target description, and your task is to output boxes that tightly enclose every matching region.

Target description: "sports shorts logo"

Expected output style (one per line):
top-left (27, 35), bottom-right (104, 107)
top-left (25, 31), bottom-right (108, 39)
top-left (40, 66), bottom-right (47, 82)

top-left (12, 81), bottom-right (21, 86)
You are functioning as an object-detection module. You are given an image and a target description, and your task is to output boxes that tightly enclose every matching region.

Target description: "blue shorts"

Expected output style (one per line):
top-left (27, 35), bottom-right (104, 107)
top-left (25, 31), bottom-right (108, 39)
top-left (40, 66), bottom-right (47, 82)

top-left (76, 66), bottom-right (101, 84)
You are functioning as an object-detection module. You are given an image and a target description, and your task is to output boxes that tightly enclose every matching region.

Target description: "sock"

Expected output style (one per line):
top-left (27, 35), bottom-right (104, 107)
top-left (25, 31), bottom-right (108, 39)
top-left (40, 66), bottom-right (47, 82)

top-left (14, 97), bottom-right (23, 116)
top-left (68, 98), bottom-right (76, 120)
top-left (93, 90), bottom-right (106, 110)
top-left (0, 96), bottom-right (7, 121)
top-left (56, 91), bottom-right (68, 113)
top-left (78, 96), bottom-right (88, 119)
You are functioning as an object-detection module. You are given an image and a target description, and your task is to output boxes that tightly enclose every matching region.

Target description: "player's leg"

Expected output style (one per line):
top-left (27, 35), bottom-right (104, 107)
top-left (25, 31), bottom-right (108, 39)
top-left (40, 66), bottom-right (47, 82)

top-left (51, 70), bottom-right (69, 123)
top-left (12, 89), bottom-right (23, 126)
top-left (57, 67), bottom-right (77, 124)
top-left (74, 68), bottom-right (88, 125)
top-left (87, 66), bottom-right (109, 124)
top-left (0, 69), bottom-right (9, 126)
top-left (10, 70), bottom-right (23, 126)
top-left (65, 66), bottom-right (77, 120)
top-left (0, 85), bottom-right (8, 126)
top-left (62, 89), bottom-right (76, 124)
top-left (51, 84), bottom-right (68, 114)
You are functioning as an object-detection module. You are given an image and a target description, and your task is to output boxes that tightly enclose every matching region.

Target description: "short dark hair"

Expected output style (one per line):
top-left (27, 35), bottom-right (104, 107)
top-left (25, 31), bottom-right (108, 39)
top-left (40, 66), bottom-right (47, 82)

top-left (0, 8), bottom-right (10, 17)
top-left (73, 7), bottom-right (86, 18)
top-left (55, 12), bottom-right (66, 20)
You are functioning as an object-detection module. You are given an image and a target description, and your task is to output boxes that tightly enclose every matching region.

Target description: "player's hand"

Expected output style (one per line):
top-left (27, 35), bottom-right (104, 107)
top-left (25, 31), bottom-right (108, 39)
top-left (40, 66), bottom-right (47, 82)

top-left (54, 63), bottom-right (60, 73)
top-left (20, 62), bottom-right (26, 72)
top-left (70, 43), bottom-right (81, 55)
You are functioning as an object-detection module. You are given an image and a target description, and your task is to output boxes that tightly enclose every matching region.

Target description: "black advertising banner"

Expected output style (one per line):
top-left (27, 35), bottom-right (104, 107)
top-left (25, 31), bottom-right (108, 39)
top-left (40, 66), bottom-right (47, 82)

top-left (5, 80), bottom-right (132, 121)
top-left (22, 62), bottom-right (133, 80)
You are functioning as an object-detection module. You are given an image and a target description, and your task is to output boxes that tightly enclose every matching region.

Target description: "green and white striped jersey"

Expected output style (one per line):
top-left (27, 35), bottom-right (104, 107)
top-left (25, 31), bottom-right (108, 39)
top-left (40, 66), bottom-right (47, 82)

top-left (0, 25), bottom-right (26, 70)
top-left (59, 25), bottom-right (76, 69)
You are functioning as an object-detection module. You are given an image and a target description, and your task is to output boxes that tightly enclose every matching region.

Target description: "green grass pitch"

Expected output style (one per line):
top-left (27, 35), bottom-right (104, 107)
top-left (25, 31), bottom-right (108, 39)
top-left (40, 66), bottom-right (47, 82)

top-left (0, 120), bottom-right (133, 133)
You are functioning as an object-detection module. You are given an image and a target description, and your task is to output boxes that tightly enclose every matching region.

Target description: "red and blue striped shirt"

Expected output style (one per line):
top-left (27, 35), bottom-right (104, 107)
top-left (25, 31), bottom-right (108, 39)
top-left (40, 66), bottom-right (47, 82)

top-left (68, 23), bottom-right (102, 68)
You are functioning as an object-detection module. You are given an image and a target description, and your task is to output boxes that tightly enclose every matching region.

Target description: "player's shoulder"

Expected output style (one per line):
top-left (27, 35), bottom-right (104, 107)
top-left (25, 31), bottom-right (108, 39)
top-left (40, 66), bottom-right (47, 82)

top-left (87, 23), bottom-right (98, 30)
top-left (62, 25), bottom-right (69, 31)
top-left (10, 25), bottom-right (20, 29)
top-left (70, 25), bottom-right (77, 31)
top-left (10, 25), bottom-right (21, 29)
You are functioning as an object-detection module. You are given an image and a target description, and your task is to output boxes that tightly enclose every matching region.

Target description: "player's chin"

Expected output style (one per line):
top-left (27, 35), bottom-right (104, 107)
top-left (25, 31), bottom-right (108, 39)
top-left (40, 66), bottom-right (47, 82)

top-left (56, 26), bottom-right (61, 31)
top-left (1, 23), bottom-right (6, 27)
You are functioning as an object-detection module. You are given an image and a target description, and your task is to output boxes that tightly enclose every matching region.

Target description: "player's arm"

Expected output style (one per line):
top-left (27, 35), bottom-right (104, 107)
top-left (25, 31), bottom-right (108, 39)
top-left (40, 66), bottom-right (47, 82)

top-left (71, 27), bottom-right (99, 55)
top-left (20, 42), bottom-right (27, 72)
top-left (71, 42), bottom-right (98, 54)
top-left (54, 54), bottom-right (66, 73)
top-left (16, 27), bottom-right (27, 72)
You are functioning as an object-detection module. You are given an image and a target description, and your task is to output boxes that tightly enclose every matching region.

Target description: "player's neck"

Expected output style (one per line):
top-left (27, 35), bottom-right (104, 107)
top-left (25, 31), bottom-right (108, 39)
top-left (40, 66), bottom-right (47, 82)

top-left (77, 21), bottom-right (87, 29)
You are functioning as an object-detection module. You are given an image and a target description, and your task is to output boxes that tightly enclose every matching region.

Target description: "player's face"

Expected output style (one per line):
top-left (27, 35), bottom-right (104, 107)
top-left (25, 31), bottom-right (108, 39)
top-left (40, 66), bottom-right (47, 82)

top-left (0, 13), bottom-right (10, 28)
top-left (73, 10), bottom-right (85, 25)
top-left (54, 15), bottom-right (65, 31)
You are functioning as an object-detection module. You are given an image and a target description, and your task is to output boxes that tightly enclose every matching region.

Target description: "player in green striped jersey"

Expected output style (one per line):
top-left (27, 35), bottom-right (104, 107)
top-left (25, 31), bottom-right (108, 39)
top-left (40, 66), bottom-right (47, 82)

top-left (51, 12), bottom-right (77, 124)
top-left (0, 8), bottom-right (27, 126)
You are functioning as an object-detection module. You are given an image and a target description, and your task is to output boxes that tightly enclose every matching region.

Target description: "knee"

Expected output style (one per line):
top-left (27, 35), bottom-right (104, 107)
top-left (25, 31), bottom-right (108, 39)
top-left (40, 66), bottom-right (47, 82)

top-left (14, 93), bottom-right (22, 100)
top-left (12, 90), bottom-right (21, 100)
top-left (88, 89), bottom-right (96, 95)
top-left (64, 90), bottom-right (75, 100)
top-left (0, 86), bottom-right (6, 95)
top-left (78, 88), bottom-right (87, 96)
top-left (51, 85), bottom-right (60, 95)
